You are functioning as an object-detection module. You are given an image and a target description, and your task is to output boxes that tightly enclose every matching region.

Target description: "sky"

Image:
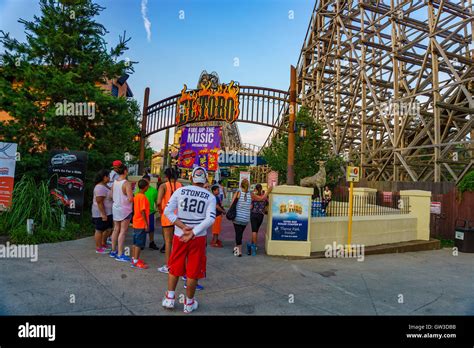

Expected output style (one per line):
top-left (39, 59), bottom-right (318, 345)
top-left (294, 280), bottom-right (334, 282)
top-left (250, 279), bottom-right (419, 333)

top-left (0, 0), bottom-right (315, 151)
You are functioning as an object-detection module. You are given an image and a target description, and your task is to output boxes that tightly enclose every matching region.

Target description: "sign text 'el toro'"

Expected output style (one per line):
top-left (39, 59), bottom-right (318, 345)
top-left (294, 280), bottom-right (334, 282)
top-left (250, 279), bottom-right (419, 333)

top-left (176, 81), bottom-right (240, 127)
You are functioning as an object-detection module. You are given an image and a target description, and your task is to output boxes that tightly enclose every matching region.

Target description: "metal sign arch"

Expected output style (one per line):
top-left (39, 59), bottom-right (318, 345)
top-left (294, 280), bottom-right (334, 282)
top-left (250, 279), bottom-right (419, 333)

top-left (144, 85), bottom-right (290, 138)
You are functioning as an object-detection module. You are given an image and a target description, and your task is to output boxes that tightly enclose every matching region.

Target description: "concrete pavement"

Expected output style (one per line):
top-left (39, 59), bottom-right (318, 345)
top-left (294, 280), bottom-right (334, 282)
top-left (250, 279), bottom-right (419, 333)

top-left (0, 217), bottom-right (473, 315)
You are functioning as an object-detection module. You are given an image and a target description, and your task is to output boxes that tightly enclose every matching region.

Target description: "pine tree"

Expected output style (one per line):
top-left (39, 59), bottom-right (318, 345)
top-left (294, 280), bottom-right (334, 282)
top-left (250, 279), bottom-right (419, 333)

top-left (0, 0), bottom-right (145, 183)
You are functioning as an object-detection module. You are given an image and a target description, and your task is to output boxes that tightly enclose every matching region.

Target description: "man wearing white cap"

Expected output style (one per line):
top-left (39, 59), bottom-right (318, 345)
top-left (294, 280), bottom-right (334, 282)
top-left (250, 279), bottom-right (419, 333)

top-left (162, 166), bottom-right (216, 313)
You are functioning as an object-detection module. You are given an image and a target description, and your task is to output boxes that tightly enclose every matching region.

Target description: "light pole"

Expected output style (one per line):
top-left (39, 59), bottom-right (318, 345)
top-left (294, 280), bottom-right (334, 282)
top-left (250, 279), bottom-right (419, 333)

top-left (139, 87), bottom-right (150, 175)
top-left (297, 122), bottom-right (307, 139)
top-left (287, 65), bottom-right (297, 185)
top-left (161, 128), bottom-right (170, 173)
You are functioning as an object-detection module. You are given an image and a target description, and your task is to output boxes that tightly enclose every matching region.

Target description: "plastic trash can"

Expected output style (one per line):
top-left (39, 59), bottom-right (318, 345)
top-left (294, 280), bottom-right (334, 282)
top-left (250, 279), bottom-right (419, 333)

top-left (454, 219), bottom-right (474, 253)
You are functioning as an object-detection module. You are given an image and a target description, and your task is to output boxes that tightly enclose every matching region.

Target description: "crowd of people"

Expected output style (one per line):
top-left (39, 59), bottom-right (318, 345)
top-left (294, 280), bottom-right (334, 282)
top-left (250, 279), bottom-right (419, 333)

top-left (91, 160), bottom-right (271, 313)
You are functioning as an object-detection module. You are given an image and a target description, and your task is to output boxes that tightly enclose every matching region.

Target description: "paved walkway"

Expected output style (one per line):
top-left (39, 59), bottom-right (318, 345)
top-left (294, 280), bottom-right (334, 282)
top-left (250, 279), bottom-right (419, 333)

top-left (1, 217), bottom-right (473, 315)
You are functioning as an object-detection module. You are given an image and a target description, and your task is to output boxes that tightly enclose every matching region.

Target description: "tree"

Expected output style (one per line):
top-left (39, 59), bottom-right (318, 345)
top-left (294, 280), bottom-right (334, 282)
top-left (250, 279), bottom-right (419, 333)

top-left (262, 107), bottom-right (344, 188)
top-left (458, 170), bottom-right (474, 194)
top-left (0, 0), bottom-right (147, 186)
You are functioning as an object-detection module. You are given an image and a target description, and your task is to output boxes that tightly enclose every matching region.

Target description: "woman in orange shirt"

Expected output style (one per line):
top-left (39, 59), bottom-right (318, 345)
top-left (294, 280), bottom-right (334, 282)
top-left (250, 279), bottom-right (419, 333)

top-left (157, 168), bottom-right (182, 273)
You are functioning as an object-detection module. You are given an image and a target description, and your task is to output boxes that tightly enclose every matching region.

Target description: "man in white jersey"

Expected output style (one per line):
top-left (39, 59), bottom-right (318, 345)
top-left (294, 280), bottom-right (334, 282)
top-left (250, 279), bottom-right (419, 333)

top-left (162, 166), bottom-right (216, 313)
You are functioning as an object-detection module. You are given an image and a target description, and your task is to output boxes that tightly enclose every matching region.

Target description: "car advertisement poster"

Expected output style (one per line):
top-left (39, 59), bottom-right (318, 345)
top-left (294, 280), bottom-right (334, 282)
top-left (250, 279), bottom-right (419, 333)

top-left (271, 195), bottom-right (310, 241)
top-left (0, 142), bottom-right (18, 211)
top-left (48, 150), bottom-right (88, 217)
top-left (178, 126), bottom-right (221, 171)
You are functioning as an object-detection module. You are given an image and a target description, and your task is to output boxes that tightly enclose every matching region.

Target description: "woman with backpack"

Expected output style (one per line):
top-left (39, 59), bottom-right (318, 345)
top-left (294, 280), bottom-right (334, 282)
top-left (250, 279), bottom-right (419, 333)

top-left (230, 179), bottom-right (271, 257)
top-left (247, 183), bottom-right (272, 256)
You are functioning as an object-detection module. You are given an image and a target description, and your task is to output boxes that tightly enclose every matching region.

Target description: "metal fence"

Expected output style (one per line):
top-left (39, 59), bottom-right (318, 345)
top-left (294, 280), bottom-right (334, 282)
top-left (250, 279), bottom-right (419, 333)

top-left (311, 190), bottom-right (410, 218)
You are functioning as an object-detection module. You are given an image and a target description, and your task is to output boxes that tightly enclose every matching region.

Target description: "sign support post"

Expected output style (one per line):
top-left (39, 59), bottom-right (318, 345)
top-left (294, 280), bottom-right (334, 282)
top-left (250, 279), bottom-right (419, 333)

top-left (287, 65), bottom-right (297, 185)
top-left (346, 166), bottom-right (360, 249)
top-left (162, 128), bottom-right (170, 173)
top-left (139, 87), bottom-right (150, 175)
top-left (348, 180), bottom-right (354, 247)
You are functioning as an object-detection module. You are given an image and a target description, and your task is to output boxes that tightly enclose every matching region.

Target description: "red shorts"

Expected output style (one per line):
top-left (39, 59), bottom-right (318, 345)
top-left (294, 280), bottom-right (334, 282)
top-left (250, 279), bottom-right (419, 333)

top-left (168, 234), bottom-right (207, 279)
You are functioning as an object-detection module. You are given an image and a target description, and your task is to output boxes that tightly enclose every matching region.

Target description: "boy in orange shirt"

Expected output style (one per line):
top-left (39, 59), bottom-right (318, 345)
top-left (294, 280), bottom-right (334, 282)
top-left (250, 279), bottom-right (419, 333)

top-left (210, 185), bottom-right (226, 247)
top-left (131, 179), bottom-right (150, 269)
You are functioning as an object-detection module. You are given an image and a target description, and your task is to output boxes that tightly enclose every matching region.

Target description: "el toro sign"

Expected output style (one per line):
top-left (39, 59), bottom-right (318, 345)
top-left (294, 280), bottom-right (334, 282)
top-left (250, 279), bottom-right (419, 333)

top-left (176, 81), bottom-right (240, 127)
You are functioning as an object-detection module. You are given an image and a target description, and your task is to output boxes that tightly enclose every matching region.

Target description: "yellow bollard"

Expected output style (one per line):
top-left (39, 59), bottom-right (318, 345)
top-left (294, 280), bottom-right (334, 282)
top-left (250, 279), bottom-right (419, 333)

top-left (347, 181), bottom-right (354, 250)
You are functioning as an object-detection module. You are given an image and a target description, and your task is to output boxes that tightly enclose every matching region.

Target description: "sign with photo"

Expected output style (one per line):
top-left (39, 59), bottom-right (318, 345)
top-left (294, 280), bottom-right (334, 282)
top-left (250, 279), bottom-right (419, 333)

top-left (178, 126), bottom-right (221, 171)
top-left (430, 201), bottom-right (441, 215)
top-left (267, 171), bottom-right (278, 188)
top-left (239, 171), bottom-right (250, 186)
top-left (48, 150), bottom-right (88, 217)
top-left (271, 195), bottom-right (310, 241)
top-left (0, 142), bottom-right (18, 210)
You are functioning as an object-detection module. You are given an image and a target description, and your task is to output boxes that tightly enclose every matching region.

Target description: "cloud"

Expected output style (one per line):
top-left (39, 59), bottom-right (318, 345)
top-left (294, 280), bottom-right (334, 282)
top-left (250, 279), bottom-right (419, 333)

top-left (239, 125), bottom-right (272, 147)
top-left (141, 0), bottom-right (151, 42)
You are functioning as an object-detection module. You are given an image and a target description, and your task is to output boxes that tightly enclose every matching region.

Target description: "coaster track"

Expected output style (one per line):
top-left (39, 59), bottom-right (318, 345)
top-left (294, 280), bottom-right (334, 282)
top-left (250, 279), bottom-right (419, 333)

top-left (262, 0), bottom-right (474, 182)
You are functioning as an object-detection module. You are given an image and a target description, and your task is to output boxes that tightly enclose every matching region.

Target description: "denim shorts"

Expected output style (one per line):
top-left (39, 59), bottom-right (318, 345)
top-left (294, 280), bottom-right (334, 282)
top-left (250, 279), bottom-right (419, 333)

top-left (133, 229), bottom-right (147, 248)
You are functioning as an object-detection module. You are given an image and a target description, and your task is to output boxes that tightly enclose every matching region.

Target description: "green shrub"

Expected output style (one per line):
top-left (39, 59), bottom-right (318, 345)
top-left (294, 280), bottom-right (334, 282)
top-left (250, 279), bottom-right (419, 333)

top-left (458, 170), bottom-right (474, 194)
top-left (0, 175), bottom-right (94, 244)
top-left (438, 238), bottom-right (455, 248)
top-left (9, 223), bottom-right (78, 245)
top-left (0, 219), bottom-right (6, 236)
top-left (0, 176), bottom-right (63, 234)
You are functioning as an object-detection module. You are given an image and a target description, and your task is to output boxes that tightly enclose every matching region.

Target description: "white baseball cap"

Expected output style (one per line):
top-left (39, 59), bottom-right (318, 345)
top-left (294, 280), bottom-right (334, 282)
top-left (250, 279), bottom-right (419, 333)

top-left (192, 166), bottom-right (207, 184)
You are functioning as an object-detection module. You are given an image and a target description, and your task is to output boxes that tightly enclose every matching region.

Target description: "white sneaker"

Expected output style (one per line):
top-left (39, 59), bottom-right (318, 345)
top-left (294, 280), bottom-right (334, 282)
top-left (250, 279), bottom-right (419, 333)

top-left (162, 292), bottom-right (175, 309)
top-left (157, 265), bottom-right (169, 274)
top-left (233, 247), bottom-right (239, 256)
top-left (183, 299), bottom-right (198, 314)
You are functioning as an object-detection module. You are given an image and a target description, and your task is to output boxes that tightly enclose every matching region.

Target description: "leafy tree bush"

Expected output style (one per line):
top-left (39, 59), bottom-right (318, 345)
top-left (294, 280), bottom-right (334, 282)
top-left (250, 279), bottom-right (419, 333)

top-left (0, 0), bottom-right (149, 190)
top-left (0, 176), bottom-right (87, 243)
top-left (457, 170), bottom-right (474, 194)
top-left (0, 0), bottom-right (153, 233)
top-left (262, 107), bottom-right (344, 188)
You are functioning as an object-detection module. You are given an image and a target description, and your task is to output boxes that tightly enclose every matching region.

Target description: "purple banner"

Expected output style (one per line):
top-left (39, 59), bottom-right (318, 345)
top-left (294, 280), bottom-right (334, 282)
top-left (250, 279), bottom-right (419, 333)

top-left (178, 126), bottom-right (221, 171)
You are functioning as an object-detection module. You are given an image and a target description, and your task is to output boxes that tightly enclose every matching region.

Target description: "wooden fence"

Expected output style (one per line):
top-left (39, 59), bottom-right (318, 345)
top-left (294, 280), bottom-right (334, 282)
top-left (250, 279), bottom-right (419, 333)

top-left (430, 191), bottom-right (474, 239)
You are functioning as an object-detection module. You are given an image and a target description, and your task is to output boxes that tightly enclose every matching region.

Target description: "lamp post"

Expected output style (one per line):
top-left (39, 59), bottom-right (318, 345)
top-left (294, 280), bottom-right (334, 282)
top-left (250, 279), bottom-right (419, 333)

top-left (139, 87), bottom-right (150, 176)
top-left (297, 122), bottom-right (307, 139)
top-left (287, 65), bottom-right (297, 185)
top-left (161, 128), bottom-right (170, 173)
